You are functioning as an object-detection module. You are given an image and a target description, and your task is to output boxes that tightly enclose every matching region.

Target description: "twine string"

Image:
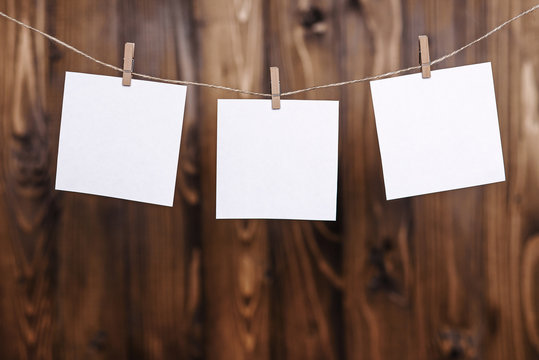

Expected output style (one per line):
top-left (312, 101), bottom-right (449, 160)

top-left (1, 4), bottom-right (538, 97)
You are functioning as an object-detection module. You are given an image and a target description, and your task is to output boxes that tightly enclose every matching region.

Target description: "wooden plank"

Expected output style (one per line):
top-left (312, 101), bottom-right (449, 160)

top-left (120, 0), bottom-right (202, 358)
top-left (340, 0), bottom-right (420, 358)
top-left (517, 2), bottom-right (539, 355)
top-left (484, 0), bottom-right (539, 359)
top-left (0, 1), bottom-right (19, 357)
top-left (266, 0), bottom-right (343, 359)
top-left (195, 0), bottom-right (271, 359)
top-left (408, 2), bottom-right (487, 360)
top-left (0, 0), bottom-right (57, 358)
top-left (51, 1), bottom-right (129, 359)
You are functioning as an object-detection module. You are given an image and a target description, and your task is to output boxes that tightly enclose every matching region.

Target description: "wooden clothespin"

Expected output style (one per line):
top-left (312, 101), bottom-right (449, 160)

top-left (270, 67), bottom-right (281, 109)
top-left (122, 42), bottom-right (135, 86)
top-left (418, 35), bottom-right (431, 78)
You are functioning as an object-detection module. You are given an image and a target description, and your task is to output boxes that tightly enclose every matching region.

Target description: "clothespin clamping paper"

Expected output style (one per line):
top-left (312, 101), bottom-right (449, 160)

top-left (270, 66), bottom-right (281, 109)
top-left (122, 42), bottom-right (135, 86)
top-left (418, 35), bottom-right (431, 79)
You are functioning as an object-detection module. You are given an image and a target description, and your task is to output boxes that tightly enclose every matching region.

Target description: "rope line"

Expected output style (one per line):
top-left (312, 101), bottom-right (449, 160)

top-left (1, 4), bottom-right (537, 97)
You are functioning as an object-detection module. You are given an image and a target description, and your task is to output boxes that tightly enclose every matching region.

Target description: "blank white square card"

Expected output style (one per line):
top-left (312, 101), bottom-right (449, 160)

top-left (370, 62), bottom-right (505, 200)
top-left (216, 99), bottom-right (339, 220)
top-left (56, 72), bottom-right (187, 206)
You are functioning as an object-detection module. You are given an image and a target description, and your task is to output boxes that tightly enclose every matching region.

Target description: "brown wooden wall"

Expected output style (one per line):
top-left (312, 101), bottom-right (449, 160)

top-left (0, 0), bottom-right (538, 359)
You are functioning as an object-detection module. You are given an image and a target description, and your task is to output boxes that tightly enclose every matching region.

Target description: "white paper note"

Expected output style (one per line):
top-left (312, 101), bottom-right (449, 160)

top-left (216, 99), bottom-right (339, 220)
top-left (55, 72), bottom-right (187, 206)
top-left (370, 62), bottom-right (505, 200)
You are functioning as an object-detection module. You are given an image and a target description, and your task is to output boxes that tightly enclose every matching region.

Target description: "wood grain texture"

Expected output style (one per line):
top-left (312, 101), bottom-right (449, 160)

top-left (196, 0), bottom-right (270, 359)
top-left (0, 0), bottom-right (57, 359)
top-left (52, 2), bottom-right (129, 358)
top-left (266, 1), bottom-right (343, 359)
top-left (0, 0), bottom-right (538, 359)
